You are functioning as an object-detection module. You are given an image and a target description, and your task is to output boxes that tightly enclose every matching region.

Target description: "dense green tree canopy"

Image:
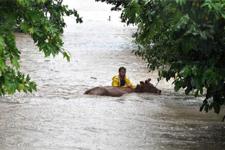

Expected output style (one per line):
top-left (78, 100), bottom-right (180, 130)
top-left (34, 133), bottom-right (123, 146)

top-left (97, 0), bottom-right (225, 114)
top-left (0, 0), bottom-right (82, 95)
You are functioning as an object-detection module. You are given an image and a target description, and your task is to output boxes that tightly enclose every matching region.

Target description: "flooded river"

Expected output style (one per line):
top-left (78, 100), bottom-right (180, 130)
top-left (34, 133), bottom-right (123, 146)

top-left (0, 0), bottom-right (224, 149)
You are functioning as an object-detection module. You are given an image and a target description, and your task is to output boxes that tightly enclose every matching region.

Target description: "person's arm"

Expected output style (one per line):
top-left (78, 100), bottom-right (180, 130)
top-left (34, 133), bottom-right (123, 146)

top-left (112, 76), bottom-right (119, 87)
top-left (125, 77), bottom-right (136, 89)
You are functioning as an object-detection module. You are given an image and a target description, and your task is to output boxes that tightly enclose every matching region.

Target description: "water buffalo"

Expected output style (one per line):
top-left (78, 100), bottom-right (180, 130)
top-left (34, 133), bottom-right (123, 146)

top-left (84, 78), bottom-right (161, 97)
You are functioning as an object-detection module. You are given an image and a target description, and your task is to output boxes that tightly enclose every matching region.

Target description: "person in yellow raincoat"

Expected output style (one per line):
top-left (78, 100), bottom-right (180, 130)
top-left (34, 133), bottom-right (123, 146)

top-left (112, 67), bottom-right (136, 89)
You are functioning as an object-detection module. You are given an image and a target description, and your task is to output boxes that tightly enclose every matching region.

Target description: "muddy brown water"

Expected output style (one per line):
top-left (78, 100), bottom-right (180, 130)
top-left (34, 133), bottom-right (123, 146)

top-left (0, 1), bottom-right (224, 150)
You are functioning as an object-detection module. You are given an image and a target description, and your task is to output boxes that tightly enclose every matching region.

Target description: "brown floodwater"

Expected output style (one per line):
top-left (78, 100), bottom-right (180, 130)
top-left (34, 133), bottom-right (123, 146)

top-left (0, 0), bottom-right (224, 150)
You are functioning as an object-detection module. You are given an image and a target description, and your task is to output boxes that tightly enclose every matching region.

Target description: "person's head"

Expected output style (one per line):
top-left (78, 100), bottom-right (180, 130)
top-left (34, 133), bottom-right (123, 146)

top-left (118, 67), bottom-right (126, 78)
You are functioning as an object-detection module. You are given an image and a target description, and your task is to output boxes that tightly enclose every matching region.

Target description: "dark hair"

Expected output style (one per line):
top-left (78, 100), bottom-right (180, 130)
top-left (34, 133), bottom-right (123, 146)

top-left (119, 66), bottom-right (126, 72)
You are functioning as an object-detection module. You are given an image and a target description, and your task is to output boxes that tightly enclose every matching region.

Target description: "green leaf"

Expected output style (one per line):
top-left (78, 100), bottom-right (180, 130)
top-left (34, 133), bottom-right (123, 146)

top-left (11, 57), bottom-right (20, 69)
top-left (0, 36), bottom-right (5, 54)
top-left (63, 51), bottom-right (71, 62)
top-left (176, 0), bottom-right (186, 5)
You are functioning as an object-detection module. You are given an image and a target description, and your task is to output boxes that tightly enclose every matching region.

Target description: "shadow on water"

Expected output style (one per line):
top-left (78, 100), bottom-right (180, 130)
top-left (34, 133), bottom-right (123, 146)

top-left (0, 0), bottom-right (224, 149)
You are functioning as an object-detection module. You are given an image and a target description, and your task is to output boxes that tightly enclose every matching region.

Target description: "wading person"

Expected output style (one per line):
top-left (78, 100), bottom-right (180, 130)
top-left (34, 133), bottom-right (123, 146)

top-left (112, 67), bottom-right (135, 89)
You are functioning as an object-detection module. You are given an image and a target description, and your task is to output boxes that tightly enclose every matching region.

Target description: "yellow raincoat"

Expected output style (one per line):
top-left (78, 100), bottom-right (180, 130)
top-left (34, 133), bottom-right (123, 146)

top-left (112, 75), bottom-right (136, 89)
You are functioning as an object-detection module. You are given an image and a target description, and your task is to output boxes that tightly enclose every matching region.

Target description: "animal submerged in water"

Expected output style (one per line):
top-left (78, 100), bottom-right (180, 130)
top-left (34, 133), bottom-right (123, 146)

top-left (84, 78), bottom-right (161, 97)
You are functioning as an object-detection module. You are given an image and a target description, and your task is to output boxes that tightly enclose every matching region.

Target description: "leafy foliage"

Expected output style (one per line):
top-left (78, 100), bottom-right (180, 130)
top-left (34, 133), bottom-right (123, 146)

top-left (0, 0), bottom-right (82, 95)
top-left (98, 0), bottom-right (225, 114)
